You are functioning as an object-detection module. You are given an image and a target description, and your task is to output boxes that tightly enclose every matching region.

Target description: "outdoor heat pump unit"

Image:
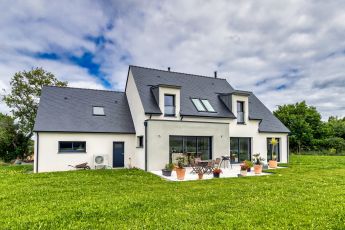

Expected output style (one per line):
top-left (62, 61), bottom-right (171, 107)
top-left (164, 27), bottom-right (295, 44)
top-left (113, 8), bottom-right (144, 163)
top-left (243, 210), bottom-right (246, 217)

top-left (93, 155), bottom-right (109, 169)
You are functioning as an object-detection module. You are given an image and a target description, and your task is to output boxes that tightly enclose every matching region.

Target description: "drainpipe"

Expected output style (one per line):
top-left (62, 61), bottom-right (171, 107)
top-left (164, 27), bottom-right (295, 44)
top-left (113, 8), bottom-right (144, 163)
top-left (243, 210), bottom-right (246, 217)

top-left (144, 121), bottom-right (148, 171)
top-left (36, 132), bottom-right (39, 173)
top-left (287, 135), bottom-right (289, 163)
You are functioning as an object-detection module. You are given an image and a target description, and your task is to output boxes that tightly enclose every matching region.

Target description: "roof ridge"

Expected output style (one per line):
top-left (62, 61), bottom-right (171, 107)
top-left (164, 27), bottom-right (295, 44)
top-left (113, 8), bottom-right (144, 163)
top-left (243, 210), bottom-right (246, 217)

top-left (129, 65), bottom-right (227, 81)
top-left (44, 85), bottom-right (125, 94)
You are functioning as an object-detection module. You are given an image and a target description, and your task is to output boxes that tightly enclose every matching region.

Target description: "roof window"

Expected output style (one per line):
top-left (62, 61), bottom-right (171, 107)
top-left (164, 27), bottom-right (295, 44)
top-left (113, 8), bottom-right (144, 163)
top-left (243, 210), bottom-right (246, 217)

top-left (93, 106), bottom-right (105, 116)
top-left (201, 99), bottom-right (215, 112)
top-left (191, 98), bottom-right (216, 113)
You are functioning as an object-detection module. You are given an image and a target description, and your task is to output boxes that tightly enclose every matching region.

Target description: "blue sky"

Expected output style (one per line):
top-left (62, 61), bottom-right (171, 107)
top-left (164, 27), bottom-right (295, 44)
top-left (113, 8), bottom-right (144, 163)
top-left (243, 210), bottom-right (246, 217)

top-left (0, 0), bottom-right (344, 119)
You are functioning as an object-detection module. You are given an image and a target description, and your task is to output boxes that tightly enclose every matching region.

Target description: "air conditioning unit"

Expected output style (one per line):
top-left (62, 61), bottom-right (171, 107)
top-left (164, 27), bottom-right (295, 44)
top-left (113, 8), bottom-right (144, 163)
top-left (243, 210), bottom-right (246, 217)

top-left (93, 155), bottom-right (109, 169)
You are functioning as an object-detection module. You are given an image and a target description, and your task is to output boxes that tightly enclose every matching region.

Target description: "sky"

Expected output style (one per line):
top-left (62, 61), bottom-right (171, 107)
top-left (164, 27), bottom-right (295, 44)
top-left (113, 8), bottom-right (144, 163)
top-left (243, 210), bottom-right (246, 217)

top-left (0, 0), bottom-right (344, 119)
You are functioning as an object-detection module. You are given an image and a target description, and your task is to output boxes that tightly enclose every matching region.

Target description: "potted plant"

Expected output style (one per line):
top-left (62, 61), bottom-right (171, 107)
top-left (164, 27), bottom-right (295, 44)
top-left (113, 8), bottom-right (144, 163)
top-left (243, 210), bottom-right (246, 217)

top-left (252, 153), bottom-right (265, 174)
top-left (162, 163), bottom-right (175, 177)
top-left (244, 160), bottom-right (253, 172)
top-left (175, 157), bottom-right (186, 180)
top-left (213, 168), bottom-right (222, 178)
top-left (195, 167), bottom-right (205, 180)
top-left (240, 163), bottom-right (248, 176)
top-left (269, 138), bottom-right (278, 168)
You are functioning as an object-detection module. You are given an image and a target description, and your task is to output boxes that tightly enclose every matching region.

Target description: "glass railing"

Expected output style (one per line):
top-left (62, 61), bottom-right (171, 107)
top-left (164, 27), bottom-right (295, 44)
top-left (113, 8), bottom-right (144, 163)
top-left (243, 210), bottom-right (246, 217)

top-left (164, 106), bottom-right (175, 116)
top-left (237, 112), bottom-right (244, 123)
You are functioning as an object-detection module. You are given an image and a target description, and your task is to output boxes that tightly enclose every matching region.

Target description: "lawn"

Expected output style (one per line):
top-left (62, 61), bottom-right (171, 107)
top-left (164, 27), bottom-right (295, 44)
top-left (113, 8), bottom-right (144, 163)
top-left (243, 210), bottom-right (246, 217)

top-left (0, 155), bottom-right (345, 229)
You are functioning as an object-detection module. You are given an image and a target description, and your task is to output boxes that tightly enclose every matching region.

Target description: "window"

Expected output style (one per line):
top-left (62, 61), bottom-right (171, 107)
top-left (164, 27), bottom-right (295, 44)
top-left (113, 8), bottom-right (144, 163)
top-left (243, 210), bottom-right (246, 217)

top-left (93, 106), bottom-right (105, 116)
top-left (267, 138), bottom-right (280, 161)
top-left (237, 101), bottom-right (244, 123)
top-left (164, 94), bottom-right (175, 116)
top-left (201, 99), bottom-right (215, 112)
top-left (59, 141), bottom-right (86, 153)
top-left (137, 136), bottom-right (144, 148)
top-left (169, 136), bottom-right (212, 165)
top-left (191, 98), bottom-right (206, 112)
top-left (230, 137), bottom-right (251, 163)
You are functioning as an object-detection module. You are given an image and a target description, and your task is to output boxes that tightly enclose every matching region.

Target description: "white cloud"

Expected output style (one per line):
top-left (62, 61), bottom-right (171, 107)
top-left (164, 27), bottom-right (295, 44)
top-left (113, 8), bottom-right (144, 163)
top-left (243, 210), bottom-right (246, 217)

top-left (0, 0), bottom-right (344, 119)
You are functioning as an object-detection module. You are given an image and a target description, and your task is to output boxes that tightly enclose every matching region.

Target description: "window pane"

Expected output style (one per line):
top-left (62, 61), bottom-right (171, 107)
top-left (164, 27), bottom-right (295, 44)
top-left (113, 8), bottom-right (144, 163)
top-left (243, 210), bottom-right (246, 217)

top-left (239, 138), bottom-right (250, 161)
top-left (197, 137), bottom-right (211, 160)
top-left (267, 138), bottom-right (280, 161)
top-left (237, 101), bottom-right (244, 112)
top-left (192, 99), bottom-right (206, 111)
top-left (164, 95), bottom-right (174, 106)
top-left (73, 142), bottom-right (86, 152)
top-left (230, 138), bottom-right (239, 162)
top-left (93, 106), bottom-right (104, 115)
top-left (201, 99), bottom-right (215, 112)
top-left (59, 142), bottom-right (73, 151)
top-left (170, 136), bottom-right (184, 165)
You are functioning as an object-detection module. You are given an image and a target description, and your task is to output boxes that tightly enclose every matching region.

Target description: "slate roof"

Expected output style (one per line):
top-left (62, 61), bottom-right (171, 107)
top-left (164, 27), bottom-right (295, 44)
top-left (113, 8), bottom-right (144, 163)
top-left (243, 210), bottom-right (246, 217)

top-left (129, 65), bottom-right (237, 118)
top-left (34, 86), bottom-right (135, 133)
top-left (129, 65), bottom-right (290, 133)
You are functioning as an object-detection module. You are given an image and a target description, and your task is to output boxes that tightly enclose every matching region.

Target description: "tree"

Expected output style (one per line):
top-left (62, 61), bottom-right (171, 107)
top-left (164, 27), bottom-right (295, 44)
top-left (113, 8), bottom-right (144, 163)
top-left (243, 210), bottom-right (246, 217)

top-left (2, 68), bottom-right (67, 139)
top-left (328, 116), bottom-right (345, 139)
top-left (274, 101), bottom-right (323, 153)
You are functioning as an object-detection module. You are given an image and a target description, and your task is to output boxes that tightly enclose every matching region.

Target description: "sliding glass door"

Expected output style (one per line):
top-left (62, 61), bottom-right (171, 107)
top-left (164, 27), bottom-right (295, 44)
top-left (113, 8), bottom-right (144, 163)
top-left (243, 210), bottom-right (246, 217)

top-left (230, 137), bottom-right (251, 163)
top-left (169, 136), bottom-right (212, 165)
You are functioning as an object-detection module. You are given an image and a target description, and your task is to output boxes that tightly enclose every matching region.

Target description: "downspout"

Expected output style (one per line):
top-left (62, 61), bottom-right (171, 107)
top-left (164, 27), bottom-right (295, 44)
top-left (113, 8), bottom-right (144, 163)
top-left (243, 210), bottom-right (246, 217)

top-left (287, 135), bottom-right (289, 163)
top-left (144, 121), bottom-right (148, 171)
top-left (36, 132), bottom-right (39, 173)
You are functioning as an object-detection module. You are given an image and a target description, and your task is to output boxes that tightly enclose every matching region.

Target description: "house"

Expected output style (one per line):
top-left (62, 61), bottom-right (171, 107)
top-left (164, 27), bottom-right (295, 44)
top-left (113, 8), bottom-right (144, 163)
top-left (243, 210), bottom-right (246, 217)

top-left (33, 65), bottom-right (290, 173)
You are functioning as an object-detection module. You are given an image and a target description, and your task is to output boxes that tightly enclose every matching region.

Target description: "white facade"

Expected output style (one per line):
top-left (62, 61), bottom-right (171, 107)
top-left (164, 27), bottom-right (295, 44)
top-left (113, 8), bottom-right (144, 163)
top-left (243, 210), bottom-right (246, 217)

top-left (34, 68), bottom-right (289, 173)
top-left (34, 132), bottom-right (135, 173)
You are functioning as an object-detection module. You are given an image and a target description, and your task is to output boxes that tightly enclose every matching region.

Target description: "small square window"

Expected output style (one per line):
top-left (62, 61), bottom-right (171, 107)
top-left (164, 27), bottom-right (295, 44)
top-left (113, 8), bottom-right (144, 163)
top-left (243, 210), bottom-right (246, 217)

top-left (93, 106), bottom-right (105, 116)
top-left (137, 136), bottom-right (144, 148)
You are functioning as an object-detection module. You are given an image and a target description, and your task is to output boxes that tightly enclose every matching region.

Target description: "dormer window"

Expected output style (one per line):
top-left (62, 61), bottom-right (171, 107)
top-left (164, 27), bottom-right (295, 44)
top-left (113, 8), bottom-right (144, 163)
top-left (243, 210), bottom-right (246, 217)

top-left (237, 101), bottom-right (244, 124)
top-left (164, 94), bottom-right (175, 116)
top-left (192, 98), bottom-right (216, 112)
top-left (93, 106), bottom-right (105, 116)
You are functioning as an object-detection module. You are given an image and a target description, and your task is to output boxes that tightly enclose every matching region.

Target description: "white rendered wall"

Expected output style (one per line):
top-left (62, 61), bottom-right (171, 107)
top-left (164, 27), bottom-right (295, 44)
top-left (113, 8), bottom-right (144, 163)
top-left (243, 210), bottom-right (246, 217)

top-left (35, 132), bottom-right (135, 172)
top-left (125, 70), bottom-right (148, 169)
top-left (146, 120), bottom-right (230, 171)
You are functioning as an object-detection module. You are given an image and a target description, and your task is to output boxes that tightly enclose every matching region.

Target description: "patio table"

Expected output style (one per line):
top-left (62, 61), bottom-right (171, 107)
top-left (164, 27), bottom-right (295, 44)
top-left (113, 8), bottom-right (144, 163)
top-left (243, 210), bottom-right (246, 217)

top-left (197, 160), bottom-right (213, 174)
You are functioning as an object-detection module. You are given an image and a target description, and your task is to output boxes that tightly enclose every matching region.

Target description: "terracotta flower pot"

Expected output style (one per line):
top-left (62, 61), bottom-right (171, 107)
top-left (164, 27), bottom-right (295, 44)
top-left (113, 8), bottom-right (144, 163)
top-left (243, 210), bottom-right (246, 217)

top-left (254, 165), bottom-right (262, 174)
top-left (240, 170), bottom-right (247, 176)
top-left (269, 160), bottom-right (278, 168)
top-left (176, 168), bottom-right (186, 180)
top-left (198, 173), bottom-right (204, 180)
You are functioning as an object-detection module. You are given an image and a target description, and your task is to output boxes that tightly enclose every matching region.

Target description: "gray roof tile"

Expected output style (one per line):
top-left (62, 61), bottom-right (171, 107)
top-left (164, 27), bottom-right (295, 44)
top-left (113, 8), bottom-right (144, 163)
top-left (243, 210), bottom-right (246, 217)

top-left (130, 66), bottom-right (289, 133)
top-left (34, 86), bottom-right (135, 133)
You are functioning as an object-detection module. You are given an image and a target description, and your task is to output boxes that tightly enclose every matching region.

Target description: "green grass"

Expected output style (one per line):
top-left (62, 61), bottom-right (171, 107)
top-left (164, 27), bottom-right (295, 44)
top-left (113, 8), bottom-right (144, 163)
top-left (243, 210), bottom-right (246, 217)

top-left (1, 156), bottom-right (345, 229)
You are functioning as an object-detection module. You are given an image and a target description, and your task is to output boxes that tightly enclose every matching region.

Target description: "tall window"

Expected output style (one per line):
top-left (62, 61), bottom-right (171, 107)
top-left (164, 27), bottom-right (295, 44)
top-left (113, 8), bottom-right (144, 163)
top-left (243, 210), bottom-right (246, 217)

top-left (137, 136), bottom-right (144, 148)
top-left (267, 138), bottom-right (280, 161)
top-left (237, 101), bottom-right (244, 124)
top-left (164, 94), bottom-right (175, 116)
top-left (230, 137), bottom-right (251, 163)
top-left (59, 141), bottom-right (86, 153)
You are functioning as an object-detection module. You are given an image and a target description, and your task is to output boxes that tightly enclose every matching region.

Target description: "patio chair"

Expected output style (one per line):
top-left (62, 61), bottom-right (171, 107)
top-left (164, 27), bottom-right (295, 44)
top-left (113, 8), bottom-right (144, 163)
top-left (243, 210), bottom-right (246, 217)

top-left (190, 159), bottom-right (199, 174)
top-left (68, 162), bottom-right (91, 170)
top-left (205, 161), bottom-right (214, 174)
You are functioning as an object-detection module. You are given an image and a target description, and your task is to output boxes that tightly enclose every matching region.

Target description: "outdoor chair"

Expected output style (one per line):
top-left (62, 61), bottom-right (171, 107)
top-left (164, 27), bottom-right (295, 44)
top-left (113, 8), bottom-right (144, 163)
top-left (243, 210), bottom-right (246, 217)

top-left (68, 162), bottom-right (91, 170)
top-left (190, 159), bottom-right (199, 174)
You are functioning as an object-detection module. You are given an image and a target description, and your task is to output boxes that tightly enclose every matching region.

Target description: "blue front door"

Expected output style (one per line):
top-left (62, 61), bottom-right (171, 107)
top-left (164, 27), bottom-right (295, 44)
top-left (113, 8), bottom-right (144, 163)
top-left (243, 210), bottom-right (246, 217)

top-left (113, 142), bottom-right (124, 167)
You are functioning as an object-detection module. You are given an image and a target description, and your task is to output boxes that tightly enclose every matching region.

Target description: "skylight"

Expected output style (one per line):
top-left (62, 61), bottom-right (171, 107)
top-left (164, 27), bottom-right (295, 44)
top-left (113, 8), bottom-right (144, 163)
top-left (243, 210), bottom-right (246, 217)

top-left (93, 106), bottom-right (105, 116)
top-left (191, 99), bottom-right (206, 112)
top-left (201, 99), bottom-right (215, 112)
